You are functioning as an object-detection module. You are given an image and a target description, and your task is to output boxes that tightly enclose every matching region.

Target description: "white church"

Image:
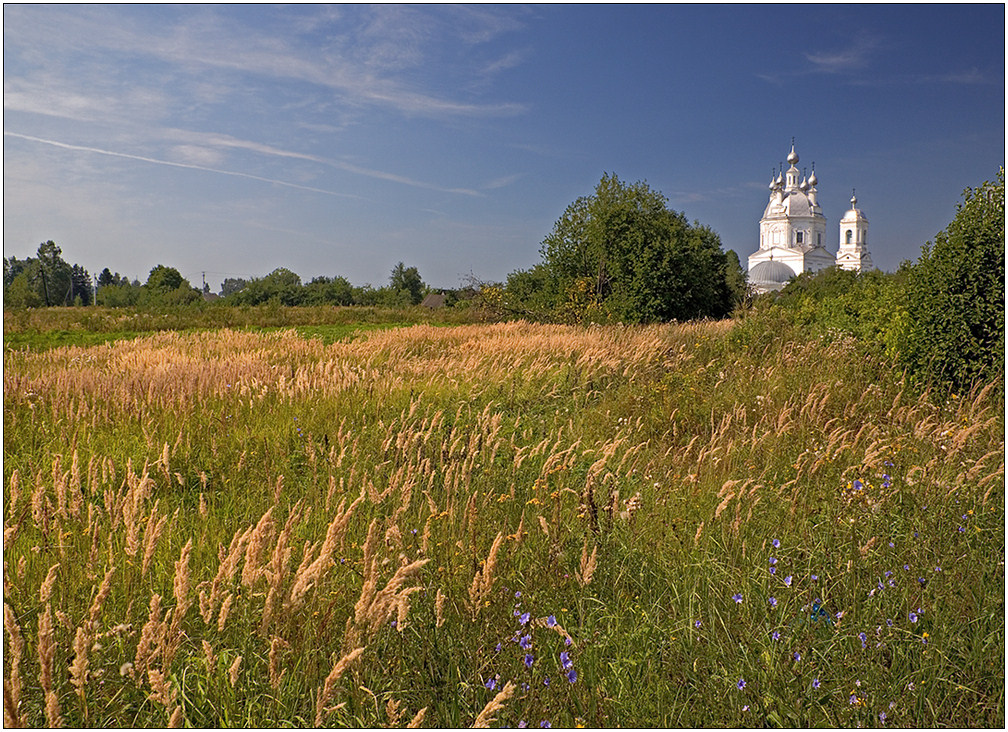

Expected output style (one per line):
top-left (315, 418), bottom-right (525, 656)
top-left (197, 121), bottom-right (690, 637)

top-left (747, 142), bottom-right (873, 293)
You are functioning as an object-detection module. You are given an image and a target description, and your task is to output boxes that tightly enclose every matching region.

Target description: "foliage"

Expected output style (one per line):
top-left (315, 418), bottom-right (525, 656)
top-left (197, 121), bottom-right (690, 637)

top-left (3, 316), bottom-right (1002, 728)
top-left (902, 169), bottom-right (1005, 391)
top-left (3, 241), bottom-right (91, 307)
top-left (507, 174), bottom-right (736, 323)
top-left (390, 262), bottom-right (426, 306)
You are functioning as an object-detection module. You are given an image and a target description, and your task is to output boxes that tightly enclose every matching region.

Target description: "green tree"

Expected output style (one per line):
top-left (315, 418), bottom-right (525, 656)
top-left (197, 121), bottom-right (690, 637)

top-left (390, 262), bottom-right (425, 306)
top-left (510, 173), bottom-right (735, 323)
top-left (36, 240), bottom-right (72, 306)
top-left (4, 271), bottom-right (43, 308)
top-left (144, 265), bottom-right (200, 305)
top-left (902, 169), bottom-right (1005, 390)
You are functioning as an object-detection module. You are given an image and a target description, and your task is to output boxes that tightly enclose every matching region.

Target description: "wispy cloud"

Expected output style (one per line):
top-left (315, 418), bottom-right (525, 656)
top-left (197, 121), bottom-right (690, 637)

top-left (162, 128), bottom-right (483, 196)
top-left (4, 131), bottom-right (363, 200)
top-left (804, 35), bottom-right (880, 74)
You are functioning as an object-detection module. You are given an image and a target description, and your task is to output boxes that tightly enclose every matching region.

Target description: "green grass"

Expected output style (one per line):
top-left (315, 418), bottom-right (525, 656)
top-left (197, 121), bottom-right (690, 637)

top-left (3, 309), bottom-right (1003, 728)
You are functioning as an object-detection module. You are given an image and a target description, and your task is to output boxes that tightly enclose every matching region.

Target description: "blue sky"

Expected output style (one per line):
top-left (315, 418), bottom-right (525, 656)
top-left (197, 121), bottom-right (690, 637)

top-left (4, 4), bottom-right (1004, 292)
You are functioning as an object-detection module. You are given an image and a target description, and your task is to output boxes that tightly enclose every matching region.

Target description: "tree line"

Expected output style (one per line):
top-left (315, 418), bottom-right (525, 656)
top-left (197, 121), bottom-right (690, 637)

top-left (3, 251), bottom-right (442, 310)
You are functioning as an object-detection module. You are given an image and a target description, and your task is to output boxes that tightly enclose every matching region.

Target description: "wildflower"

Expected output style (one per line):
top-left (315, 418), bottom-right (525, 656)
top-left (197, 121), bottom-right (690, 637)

top-left (564, 636), bottom-right (572, 647)
top-left (515, 591), bottom-right (522, 599)
top-left (921, 632), bottom-right (929, 645)
top-left (904, 564), bottom-right (910, 571)
top-left (519, 612), bottom-right (531, 626)
top-left (812, 678), bottom-right (820, 689)
top-left (771, 631), bottom-right (780, 642)
top-left (518, 722), bottom-right (527, 729)
top-left (546, 615), bottom-right (556, 627)
top-left (495, 642), bottom-right (502, 653)
top-left (886, 618), bottom-right (893, 627)
top-left (784, 575), bottom-right (792, 587)
top-left (909, 611), bottom-right (918, 623)
top-left (958, 526), bottom-right (965, 533)
top-left (737, 678), bottom-right (746, 690)
top-left (695, 620), bottom-right (702, 629)
top-left (732, 593), bottom-right (743, 604)
top-left (882, 475), bottom-right (892, 488)
top-left (793, 651), bottom-right (801, 662)
top-left (772, 539), bottom-right (780, 548)
top-left (849, 694), bottom-right (859, 705)
top-left (560, 651), bottom-right (572, 670)
top-left (769, 566), bottom-right (777, 576)
top-left (520, 634), bottom-right (532, 650)
top-left (934, 566), bottom-right (942, 573)
top-left (836, 610), bottom-right (844, 621)
top-left (485, 677), bottom-right (497, 690)
top-left (768, 597), bottom-right (777, 608)
top-left (859, 632), bottom-right (867, 649)
top-left (540, 721), bottom-right (551, 728)
top-left (524, 654), bottom-right (534, 669)
top-left (888, 541), bottom-right (894, 548)
top-left (879, 712), bottom-right (887, 724)
top-left (742, 705), bottom-right (749, 712)
top-left (543, 677), bottom-right (550, 687)
top-left (853, 479), bottom-right (863, 491)
top-left (811, 575), bottom-right (818, 581)
top-left (566, 668), bottom-right (577, 684)
top-left (906, 682), bottom-right (914, 691)
top-left (769, 557), bottom-right (777, 565)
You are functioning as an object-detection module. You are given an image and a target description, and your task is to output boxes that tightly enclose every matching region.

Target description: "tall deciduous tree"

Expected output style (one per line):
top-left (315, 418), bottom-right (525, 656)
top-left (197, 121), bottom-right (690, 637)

top-left (390, 262), bottom-right (425, 306)
top-left (509, 173), bottom-right (735, 323)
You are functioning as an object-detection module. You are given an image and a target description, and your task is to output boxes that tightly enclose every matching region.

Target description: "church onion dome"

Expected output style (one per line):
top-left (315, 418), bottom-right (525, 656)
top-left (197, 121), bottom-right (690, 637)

top-left (808, 168), bottom-right (818, 187)
top-left (850, 191), bottom-right (858, 207)
top-left (787, 144), bottom-right (799, 166)
top-left (749, 260), bottom-right (795, 290)
top-left (799, 176), bottom-right (809, 192)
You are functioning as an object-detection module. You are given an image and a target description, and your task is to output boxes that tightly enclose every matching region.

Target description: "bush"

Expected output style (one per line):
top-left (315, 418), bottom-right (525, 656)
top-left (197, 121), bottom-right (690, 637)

top-left (902, 169), bottom-right (1005, 390)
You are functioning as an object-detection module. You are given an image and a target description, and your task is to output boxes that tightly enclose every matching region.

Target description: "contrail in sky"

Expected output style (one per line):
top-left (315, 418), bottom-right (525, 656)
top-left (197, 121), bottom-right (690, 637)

top-left (4, 131), bottom-right (363, 200)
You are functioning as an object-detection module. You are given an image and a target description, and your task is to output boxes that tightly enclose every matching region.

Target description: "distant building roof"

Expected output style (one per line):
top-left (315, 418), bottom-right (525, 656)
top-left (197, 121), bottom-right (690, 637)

top-left (420, 293), bottom-right (447, 309)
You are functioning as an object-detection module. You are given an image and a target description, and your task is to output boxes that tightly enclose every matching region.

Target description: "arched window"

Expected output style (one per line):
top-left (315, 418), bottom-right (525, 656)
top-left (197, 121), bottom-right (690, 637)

top-left (845, 230), bottom-right (853, 245)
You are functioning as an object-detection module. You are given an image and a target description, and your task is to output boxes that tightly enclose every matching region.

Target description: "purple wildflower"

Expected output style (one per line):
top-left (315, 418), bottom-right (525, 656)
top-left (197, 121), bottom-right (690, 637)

top-left (879, 712), bottom-right (887, 724)
top-left (859, 632), bottom-right (867, 649)
top-left (793, 651), bottom-right (801, 662)
top-left (524, 653), bottom-right (534, 669)
top-left (566, 668), bottom-right (577, 684)
top-left (546, 615), bottom-right (556, 627)
top-left (769, 557), bottom-right (777, 565)
top-left (909, 611), bottom-right (918, 623)
top-left (485, 677), bottom-right (497, 690)
top-left (812, 678), bottom-right (820, 689)
top-left (564, 636), bottom-right (572, 647)
top-left (519, 612), bottom-right (531, 626)
top-left (769, 597), bottom-right (777, 608)
top-left (518, 722), bottom-right (527, 729)
top-left (520, 634), bottom-right (532, 650)
top-left (695, 619), bottom-right (702, 629)
top-left (560, 651), bottom-right (572, 670)
top-left (784, 575), bottom-right (793, 587)
top-left (771, 631), bottom-right (780, 642)
top-left (540, 721), bottom-right (550, 728)
top-left (769, 566), bottom-right (777, 575)
top-left (732, 593), bottom-right (743, 604)
top-left (737, 678), bottom-right (746, 690)
top-left (772, 538), bottom-right (780, 548)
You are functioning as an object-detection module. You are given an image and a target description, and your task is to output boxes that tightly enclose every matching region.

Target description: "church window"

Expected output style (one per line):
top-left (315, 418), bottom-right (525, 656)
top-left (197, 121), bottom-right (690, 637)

top-left (845, 230), bottom-right (853, 245)
top-left (796, 231), bottom-right (803, 245)
top-left (817, 233), bottom-right (821, 246)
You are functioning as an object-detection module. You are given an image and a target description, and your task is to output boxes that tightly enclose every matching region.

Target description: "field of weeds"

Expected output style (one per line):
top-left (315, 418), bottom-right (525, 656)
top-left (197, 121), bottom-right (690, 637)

top-left (3, 317), bottom-right (1004, 727)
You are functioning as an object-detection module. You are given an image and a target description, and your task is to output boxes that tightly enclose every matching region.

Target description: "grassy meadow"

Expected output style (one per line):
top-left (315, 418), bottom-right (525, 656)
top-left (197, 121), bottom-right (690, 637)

top-left (3, 308), bottom-right (1004, 727)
